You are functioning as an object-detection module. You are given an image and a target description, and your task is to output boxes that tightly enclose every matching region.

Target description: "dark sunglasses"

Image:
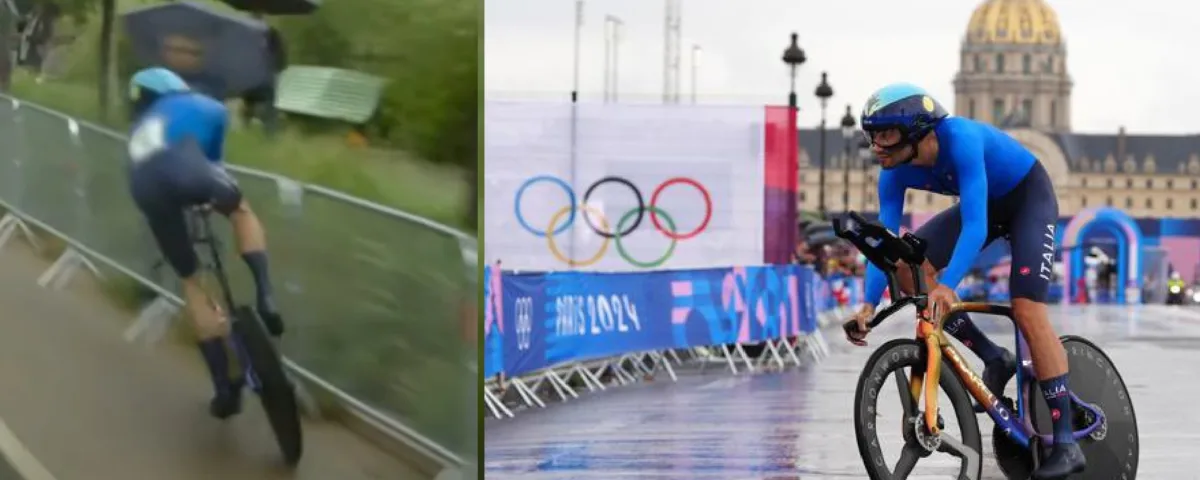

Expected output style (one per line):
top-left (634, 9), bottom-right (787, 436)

top-left (866, 131), bottom-right (909, 155)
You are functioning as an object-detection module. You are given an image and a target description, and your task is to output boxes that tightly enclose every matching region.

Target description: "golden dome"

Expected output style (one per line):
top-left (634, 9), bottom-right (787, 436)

top-left (966, 0), bottom-right (1062, 45)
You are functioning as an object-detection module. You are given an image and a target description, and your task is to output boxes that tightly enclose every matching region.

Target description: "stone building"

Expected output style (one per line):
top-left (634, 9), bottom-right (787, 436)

top-left (798, 0), bottom-right (1200, 219)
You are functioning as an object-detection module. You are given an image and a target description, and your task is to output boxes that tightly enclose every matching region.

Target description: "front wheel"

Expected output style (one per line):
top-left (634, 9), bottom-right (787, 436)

top-left (232, 306), bottom-right (304, 467)
top-left (853, 338), bottom-right (983, 480)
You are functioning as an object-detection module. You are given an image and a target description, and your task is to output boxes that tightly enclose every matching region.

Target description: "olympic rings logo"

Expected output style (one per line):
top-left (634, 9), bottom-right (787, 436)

top-left (513, 175), bottom-right (713, 268)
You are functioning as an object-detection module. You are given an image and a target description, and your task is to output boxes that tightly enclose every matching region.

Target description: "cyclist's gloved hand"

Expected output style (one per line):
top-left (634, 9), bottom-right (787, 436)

top-left (923, 283), bottom-right (957, 322)
top-left (844, 304), bottom-right (875, 347)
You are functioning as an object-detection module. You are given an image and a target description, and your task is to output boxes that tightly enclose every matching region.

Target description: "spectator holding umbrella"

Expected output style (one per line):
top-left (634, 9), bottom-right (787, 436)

top-left (239, 11), bottom-right (287, 136)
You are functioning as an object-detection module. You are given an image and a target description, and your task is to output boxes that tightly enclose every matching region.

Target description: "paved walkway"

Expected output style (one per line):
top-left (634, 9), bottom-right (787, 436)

top-left (0, 243), bottom-right (425, 479)
top-left (486, 303), bottom-right (1194, 479)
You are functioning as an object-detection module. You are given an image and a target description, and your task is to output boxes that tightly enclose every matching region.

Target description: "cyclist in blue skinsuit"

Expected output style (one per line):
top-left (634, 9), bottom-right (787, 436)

top-left (126, 67), bottom-right (285, 419)
top-left (844, 83), bottom-right (1084, 478)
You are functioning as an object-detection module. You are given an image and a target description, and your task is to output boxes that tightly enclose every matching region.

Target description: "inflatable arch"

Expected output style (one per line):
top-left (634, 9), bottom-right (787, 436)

top-left (1060, 207), bottom-right (1145, 304)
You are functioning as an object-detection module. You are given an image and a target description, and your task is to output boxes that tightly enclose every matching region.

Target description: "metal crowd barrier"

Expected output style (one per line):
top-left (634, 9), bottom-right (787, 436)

top-left (0, 94), bottom-right (477, 474)
top-left (482, 265), bottom-right (855, 420)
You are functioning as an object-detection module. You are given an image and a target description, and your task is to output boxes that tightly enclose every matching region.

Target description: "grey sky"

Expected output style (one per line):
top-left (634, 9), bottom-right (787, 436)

top-left (485, 0), bottom-right (1200, 134)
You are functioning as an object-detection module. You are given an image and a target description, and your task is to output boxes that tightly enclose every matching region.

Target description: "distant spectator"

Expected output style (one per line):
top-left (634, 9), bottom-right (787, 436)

top-left (240, 12), bottom-right (286, 136)
top-left (792, 238), bottom-right (816, 265)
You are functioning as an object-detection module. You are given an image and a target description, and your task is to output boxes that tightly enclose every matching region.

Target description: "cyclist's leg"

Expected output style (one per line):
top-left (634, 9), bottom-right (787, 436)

top-left (207, 165), bottom-right (285, 336)
top-left (1005, 165), bottom-right (1084, 477)
top-left (910, 205), bottom-right (1010, 363)
top-left (132, 167), bottom-right (241, 418)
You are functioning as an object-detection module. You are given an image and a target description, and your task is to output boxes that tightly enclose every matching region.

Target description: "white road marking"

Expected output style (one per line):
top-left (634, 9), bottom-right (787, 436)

top-left (0, 415), bottom-right (56, 480)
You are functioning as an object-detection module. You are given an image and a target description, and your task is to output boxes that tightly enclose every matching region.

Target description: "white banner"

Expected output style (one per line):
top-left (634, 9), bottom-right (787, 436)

top-left (484, 101), bottom-right (766, 272)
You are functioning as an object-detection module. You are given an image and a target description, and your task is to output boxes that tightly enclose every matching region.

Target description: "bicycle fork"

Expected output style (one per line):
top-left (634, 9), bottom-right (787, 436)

top-left (909, 321), bottom-right (945, 436)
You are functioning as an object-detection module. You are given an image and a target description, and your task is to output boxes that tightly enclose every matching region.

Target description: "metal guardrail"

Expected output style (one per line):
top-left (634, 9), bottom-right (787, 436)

top-left (0, 93), bottom-right (478, 473)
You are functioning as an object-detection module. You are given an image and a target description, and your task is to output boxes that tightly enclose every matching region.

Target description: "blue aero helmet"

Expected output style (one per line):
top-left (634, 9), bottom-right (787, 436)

top-left (859, 83), bottom-right (948, 165)
top-left (128, 67), bottom-right (191, 117)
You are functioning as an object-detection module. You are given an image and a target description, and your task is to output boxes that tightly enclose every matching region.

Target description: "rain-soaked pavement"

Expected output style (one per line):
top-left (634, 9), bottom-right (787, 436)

top-left (485, 304), bottom-right (1199, 479)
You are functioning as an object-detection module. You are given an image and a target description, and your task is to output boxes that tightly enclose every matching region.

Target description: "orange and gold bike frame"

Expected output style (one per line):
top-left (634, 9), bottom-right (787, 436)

top-left (907, 302), bottom-right (1029, 445)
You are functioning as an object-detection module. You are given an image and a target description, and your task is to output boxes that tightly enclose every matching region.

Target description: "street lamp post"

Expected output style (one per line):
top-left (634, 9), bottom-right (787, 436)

top-left (782, 33), bottom-right (806, 109)
top-left (781, 33), bottom-right (806, 263)
top-left (840, 104), bottom-right (855, 214)
top-left (571, 0), bottom-right (583, 103)
top-left (814, 71), bottom-right (833, 219)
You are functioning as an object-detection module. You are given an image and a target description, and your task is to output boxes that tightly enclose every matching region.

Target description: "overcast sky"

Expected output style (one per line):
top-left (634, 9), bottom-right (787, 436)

top-left (485, 0), bottom-right (1200, 134)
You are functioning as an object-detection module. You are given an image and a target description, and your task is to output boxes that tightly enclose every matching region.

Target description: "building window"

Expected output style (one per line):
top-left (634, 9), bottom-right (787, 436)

top-left (1146, 179), bottom-right (1153, 188)
top-left (1045, 55), bottom-right (1055, 73)
top-left (1125, 197), bottom-right (1133, 208)
top-left (974, 55), bottom-right (982, 72)
top-left (799, 191), bottom-right (806, 202)
top-left (1193, 179), bottom-right (1198, 190)
top-left (1050, 100), bottom-right (1057, 126)
top-left (907, 192), bottom-right (914, 204)
top-left (1106, 196), bottom-right (1113, 206)
top-left (1081, 177), bottom-right (1088, 188)
top-left (1081, 196), bottom-right (1088, 207)
top-left (1168, 179), bottom-right (1175, 189)
top-left (995, 54), bottom-right (1005, 73)
top-left (993, 98), bottom-right (1005, 122)
top-left (1168, 198), bottom-right (1174, 209)
top-left (1106, 178), bottom-right (1113, 188)
top-left (1022, 54), bottom-right (1032, 74)
top-left (1145, 198), bottom-right (1153, 208)
top-left (926, 193), bottom-right (933, 205)
top-left (968, 99), bottom-right (976, 118)
top-left (1125, 178), bottom-right (1133, 188)
top-left (1193, 198), bottom-right (1198, 210)
top-left (1022, 98), bottom-right (1034, 119)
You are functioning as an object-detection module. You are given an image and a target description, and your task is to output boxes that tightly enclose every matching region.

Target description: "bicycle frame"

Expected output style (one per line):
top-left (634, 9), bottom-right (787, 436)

top-left (832, 210), bottom-right (1106, 449)
top-left (880, 297), bottom-right (1107, 449)
top-left (186, 208), bottom-right (238, 313)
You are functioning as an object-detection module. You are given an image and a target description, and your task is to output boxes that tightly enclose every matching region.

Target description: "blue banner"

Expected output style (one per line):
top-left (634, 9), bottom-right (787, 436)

top-left (486, 264), bottom-right (824, 377)
top-left (813, 273), bottom-right (864, 312)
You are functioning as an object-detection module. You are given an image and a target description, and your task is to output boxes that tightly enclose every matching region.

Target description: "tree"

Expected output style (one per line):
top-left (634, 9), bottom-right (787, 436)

top-left (96, 0), bottom-right (113, 119)
top-left (0, 0), bottom-right (14, 91)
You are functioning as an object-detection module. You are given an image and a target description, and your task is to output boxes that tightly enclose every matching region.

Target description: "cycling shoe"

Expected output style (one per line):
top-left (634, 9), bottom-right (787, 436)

top-left (209, 377), bottom-right (245, 420)
top-left (974, 349), bottom-right (1016, 413)
top-left (1032, 442), bottom-right (1086, 479)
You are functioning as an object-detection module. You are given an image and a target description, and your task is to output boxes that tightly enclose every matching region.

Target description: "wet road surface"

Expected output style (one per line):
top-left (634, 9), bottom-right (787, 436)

top-left (0, 243), bottom-right (424, 479)
top-left (486, 303), bottom-right (1196, 479)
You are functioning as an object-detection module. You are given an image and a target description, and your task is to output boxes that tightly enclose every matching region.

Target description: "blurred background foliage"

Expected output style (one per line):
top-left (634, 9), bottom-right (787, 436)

top-left (14, 0), bottom-right (478, 230)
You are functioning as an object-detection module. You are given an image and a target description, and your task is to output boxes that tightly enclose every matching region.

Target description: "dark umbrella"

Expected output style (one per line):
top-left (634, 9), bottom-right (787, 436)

top-left (219, 0), bottom-right (319, 15)
top-left (121, 1), bottom-right (273, 98)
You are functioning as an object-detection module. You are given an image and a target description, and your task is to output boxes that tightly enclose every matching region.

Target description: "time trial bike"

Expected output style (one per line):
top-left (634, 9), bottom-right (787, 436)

top-left (187, 205), bottom-right (303, 466)
top-left (833, 212), bottom-right (1138, 479)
